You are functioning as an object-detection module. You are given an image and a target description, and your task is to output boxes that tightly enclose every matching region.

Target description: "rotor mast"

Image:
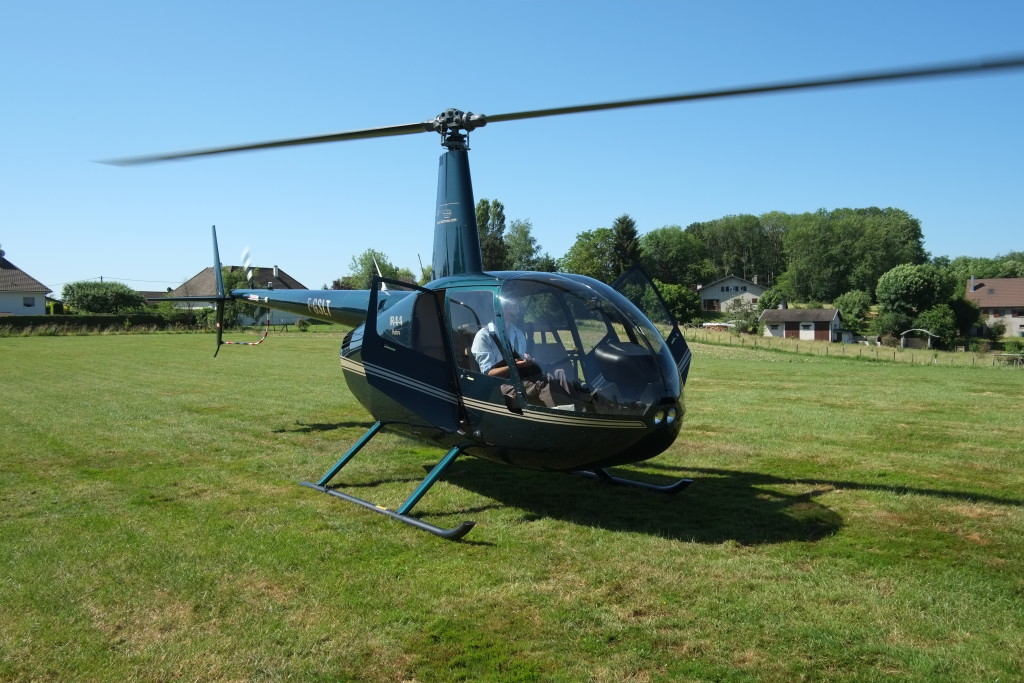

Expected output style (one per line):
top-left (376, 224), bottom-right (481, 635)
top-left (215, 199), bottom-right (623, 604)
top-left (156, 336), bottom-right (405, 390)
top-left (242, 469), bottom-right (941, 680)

top-left (430, 108), bottom-right (489, 278)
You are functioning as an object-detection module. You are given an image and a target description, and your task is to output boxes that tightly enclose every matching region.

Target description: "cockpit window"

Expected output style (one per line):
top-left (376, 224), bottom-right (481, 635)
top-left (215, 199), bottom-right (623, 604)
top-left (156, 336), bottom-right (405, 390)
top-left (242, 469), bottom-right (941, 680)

top-left (492, 275), bottom-right (680, 415)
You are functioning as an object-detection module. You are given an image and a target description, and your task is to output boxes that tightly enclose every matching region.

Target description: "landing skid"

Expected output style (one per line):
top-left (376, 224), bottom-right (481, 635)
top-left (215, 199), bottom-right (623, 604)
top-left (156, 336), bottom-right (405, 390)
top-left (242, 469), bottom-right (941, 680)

top-left (573, 467), bottom-right (693, 494)
top-left (300, 421), bottom-right (476, 540)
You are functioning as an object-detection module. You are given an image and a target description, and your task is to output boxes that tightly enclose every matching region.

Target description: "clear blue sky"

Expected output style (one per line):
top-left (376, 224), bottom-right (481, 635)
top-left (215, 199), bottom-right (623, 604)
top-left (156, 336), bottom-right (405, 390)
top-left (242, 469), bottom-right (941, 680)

top-left (3, 0), bottom-right (1022, 295)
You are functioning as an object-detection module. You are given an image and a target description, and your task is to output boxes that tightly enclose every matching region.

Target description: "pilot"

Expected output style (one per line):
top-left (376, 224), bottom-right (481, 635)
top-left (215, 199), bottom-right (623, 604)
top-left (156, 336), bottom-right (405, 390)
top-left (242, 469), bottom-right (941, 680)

top-left (471, 300), bottom-right (538, 378)
top-left (472, 298), bottom-right (586, 409)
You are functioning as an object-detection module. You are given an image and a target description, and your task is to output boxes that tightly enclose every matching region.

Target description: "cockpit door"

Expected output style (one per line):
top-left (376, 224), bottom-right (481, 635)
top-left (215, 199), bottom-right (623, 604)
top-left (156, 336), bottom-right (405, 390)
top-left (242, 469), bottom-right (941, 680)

top-left (612, 266), bottom-right (692, 384)
top-left (360, 277), bottom-right (466, 431)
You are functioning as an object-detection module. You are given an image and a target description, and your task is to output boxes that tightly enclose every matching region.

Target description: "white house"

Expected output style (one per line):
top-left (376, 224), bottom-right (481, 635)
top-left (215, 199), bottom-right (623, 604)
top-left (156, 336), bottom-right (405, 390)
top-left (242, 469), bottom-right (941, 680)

top-left (0, 248), bottom-right (51, 316)
top-left (697, 275), bottom-right (766, 313)
top-left (759, 308), bottom-right (845, 342)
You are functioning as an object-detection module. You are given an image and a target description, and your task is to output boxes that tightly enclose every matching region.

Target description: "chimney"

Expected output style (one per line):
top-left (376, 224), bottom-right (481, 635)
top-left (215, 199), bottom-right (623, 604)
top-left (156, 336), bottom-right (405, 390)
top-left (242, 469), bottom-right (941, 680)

top-left (970, 275), bottom-right (975, 292)
top-left (273, 265), bottom-right (280, 279)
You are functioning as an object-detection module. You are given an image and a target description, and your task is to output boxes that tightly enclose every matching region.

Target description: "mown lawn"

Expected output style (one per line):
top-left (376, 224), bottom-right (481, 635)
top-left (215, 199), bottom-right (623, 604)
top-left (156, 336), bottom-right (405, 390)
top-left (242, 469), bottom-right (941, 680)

top-left (2, 333), bottom-right (1022, 681)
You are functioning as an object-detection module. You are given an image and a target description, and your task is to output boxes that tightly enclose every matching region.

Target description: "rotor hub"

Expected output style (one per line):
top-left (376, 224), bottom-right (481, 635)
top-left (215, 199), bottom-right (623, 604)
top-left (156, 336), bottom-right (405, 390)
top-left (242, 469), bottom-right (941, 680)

top-left (432, 108), bottom-right (487, 150)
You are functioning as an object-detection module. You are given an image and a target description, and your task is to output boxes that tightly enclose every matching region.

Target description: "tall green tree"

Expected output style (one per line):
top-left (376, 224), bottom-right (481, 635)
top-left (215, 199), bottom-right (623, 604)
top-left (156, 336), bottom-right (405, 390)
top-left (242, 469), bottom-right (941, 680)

top-left (639, 225), bottom-right (716, 286)
top-left (505, 218), bottom-right (540, 271)
top-left (475, 198), bottom-right (507, 270)
top-left (61, 280), bottom-right (145, 314)
top-left (610, 214), bottom-right (641, 277)
top-left (777, 210), bottom-right (860, 302)
top-left (686, 213), bottom-right (783, 285)
top-left (847, 207), bottom-right (927, 293)
top-left (559, 228), bottom-right (616, 282)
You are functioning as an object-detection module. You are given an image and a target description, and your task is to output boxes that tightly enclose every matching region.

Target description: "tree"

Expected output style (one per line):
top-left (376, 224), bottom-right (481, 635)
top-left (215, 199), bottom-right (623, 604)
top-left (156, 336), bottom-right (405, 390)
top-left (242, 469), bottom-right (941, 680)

top-left (833, 290), bottom-right (873, 334)
top-left (476, 198), bottom-right (507, 270)
top-left (655, 281), bottom-right (702, 324)
top-left (610, 214), bottom-right (641, 277)
top-left (777, 207), bottom-right (926, 303)
top-left (913, 305), bottom-right (957, 348)
top-left (686, 213), bottom-right (785, 285)
top-left (872, 310), bottom-right (913, 339)
top-left (61, 280), bottom-right (145, 314)
top-left (756, 287), bottom-right (783, 313)
top-left (947, 296), bottom-right (981, 337)
top-left (847, 208), bottom-right (927, 293)
top-left (876, 263), bottom-right (955, 318)
top-left (639, 225), bottom-right (716, 286)
top-left (505, 218), bottom-right (541, 271)
top-left (723, 297), bottom-right (761, 335)
top-left (558, 228), bottom-right (616, 282)
top-left (346, 250), bottom-right (413, 289)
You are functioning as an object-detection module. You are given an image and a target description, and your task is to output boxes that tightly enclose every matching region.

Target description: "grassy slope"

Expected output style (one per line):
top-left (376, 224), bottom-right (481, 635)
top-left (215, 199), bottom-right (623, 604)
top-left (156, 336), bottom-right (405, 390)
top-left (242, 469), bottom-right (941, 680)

top-left (1, 333), bottom-right (1022, 681)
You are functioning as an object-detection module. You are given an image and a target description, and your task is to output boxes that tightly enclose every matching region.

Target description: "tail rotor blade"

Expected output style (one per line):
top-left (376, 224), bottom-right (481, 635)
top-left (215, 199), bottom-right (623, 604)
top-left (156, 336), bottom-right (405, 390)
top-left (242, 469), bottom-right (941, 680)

top-left (241, 246), bottom-right (253, 285)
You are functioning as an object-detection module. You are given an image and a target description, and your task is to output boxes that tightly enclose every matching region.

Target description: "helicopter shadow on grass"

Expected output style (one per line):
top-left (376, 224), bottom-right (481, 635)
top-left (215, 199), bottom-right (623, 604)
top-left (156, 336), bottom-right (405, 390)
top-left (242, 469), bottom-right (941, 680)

top-left (429, 459), bottom-right (845, 545)
top-left (272, 420), bottom-right (375, 434)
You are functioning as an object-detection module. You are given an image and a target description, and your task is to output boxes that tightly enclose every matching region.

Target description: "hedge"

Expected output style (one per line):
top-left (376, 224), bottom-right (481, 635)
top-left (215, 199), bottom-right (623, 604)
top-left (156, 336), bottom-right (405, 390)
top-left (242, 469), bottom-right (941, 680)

top-left (0, 313), bottom-right (192, 331)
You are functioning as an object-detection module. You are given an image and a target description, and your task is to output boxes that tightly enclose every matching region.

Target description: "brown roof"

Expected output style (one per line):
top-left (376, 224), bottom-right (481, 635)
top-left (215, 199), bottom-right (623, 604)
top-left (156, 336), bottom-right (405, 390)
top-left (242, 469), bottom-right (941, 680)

top-left (169, 265), bottom-right (306, 297)
top-left (759, 308), bottom-right (840, 324)
top-left (965, 278), bottom-right (1024, 308)
top-left (0, 254), bottom-right (52, 294)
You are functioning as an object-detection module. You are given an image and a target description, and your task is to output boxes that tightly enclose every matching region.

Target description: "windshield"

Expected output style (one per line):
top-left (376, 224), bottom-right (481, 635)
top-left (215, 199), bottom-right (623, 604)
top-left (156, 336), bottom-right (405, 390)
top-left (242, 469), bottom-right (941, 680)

top-left (492, 275), bottom-right (680, 415)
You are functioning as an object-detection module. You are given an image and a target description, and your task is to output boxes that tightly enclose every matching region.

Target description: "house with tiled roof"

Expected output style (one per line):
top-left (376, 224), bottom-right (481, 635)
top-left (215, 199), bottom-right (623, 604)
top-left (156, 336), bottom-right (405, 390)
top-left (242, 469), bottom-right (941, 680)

top-left (0, 248), bottom-right (52, 316)
top-left (964, 277), bottom-right (1024, 338)
top-left (697, 275), bottom-right (766, 312)
top-left (166, 264), bottom-right (308, 326)
top-left (759, 308), bottom-right (847, 342)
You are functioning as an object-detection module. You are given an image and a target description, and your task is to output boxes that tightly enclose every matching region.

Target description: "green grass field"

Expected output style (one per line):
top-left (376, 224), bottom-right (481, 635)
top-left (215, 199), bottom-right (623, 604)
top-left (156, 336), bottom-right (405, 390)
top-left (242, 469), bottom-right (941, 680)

top-left (2, 332), bottom-right (1022, 681)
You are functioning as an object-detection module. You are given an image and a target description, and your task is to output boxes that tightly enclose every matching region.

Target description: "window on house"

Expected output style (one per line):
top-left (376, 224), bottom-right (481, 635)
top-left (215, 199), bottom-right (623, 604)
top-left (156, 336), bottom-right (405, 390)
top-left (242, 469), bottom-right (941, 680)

top-left (741, 286), bottom-right (747, 291)
top-left (769, 324), bottom-right (780, 330)
top-left (23, 297), bottom-right (35, 308)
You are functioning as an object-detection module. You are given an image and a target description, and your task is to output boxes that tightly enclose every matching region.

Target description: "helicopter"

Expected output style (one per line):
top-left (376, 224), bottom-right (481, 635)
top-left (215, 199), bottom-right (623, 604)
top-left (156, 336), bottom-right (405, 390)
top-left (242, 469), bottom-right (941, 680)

top-left (112, 54), bottom-right (1024, 539)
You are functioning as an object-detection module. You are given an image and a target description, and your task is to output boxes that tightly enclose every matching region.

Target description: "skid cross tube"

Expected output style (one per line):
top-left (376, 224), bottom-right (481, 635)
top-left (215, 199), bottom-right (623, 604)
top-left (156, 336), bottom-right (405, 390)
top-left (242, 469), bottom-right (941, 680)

top-left (574, 467), bottom-right (693, 494)
top-left (301, 422), bottom-right (475, 540)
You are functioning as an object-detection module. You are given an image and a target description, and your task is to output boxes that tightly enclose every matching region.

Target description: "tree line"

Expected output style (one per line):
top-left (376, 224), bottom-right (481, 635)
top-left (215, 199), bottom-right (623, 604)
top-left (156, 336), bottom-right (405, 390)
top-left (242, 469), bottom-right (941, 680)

top-left (330, 200), bottom-right (1020, 344)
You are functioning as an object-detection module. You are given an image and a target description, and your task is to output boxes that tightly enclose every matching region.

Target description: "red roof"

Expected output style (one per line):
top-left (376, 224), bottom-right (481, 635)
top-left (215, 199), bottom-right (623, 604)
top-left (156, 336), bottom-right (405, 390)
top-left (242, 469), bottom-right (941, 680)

top-left (965, 278), bottom-right (1024, 308)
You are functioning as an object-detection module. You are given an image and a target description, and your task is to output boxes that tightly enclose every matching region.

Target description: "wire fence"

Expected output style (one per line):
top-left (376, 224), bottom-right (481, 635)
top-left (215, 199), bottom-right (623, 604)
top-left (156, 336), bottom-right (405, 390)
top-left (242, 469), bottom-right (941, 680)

top-left (683, 328), bottom-right (1022, 368)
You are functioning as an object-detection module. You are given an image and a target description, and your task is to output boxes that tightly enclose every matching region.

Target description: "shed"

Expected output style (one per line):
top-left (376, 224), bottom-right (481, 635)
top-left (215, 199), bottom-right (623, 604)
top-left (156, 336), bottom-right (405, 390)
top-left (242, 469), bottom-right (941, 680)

top-left (759, 308), bottom-right (843, 342)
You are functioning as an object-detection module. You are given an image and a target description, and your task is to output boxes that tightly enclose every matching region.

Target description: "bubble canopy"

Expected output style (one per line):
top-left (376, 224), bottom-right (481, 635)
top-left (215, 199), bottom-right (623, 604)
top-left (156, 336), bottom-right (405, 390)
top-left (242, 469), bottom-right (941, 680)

top-left (492, 273), bottom-right (681, 415)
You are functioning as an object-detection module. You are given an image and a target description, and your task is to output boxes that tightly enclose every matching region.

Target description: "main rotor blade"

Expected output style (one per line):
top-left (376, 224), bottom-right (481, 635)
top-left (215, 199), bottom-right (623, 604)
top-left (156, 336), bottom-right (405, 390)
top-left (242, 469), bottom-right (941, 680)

top-left (104, 54), bottom-right (1024, 166)
top-left (484, 54), bottom-right (1024, 125)
top-left (104, 120), bottom-right (436, 165)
